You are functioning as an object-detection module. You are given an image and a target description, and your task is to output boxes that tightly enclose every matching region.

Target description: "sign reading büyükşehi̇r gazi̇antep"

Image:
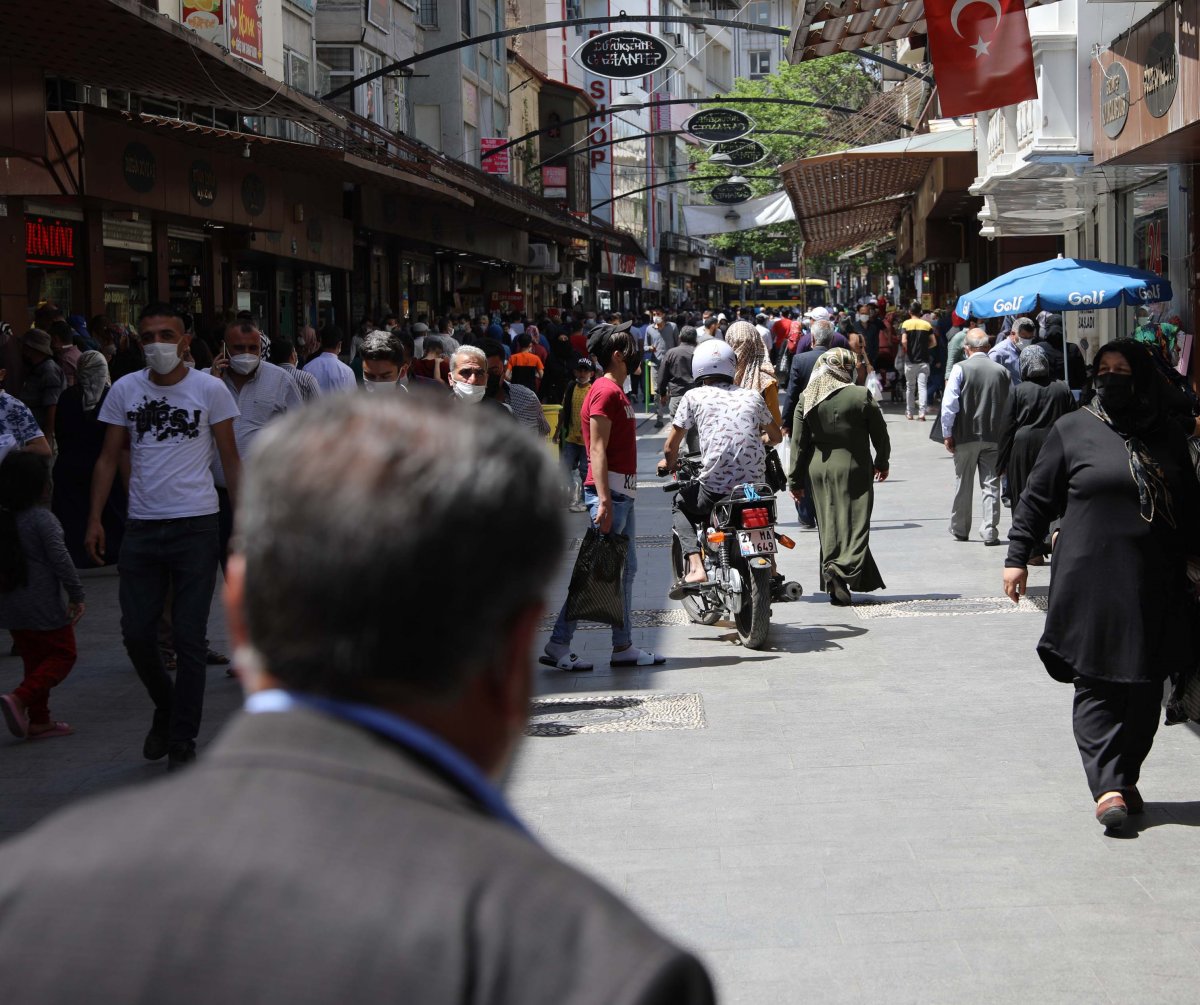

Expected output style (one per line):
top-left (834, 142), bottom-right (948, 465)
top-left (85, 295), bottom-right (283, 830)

top-left (710, 182), bottom-right (753, 205)
top-left (687, 108), bottom-right (754, 143)
top-left (573, 30), bottom-right (674, 80)
top-left (711, 138), bottom-right (768, 167)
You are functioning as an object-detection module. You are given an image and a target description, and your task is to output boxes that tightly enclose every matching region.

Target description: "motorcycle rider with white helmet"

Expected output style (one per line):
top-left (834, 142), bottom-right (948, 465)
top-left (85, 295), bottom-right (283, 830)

top-left (658, 339), bottom-right (782, 598)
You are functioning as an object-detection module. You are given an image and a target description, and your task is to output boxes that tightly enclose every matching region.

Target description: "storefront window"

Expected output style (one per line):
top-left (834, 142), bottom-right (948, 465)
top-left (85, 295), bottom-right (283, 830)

top-left (236, 269), bottom-right (270, 333)
top-left (1132, 175), bottom-right (1169, 277)
top-left (168, 237), bottom-right (206, 318)
top-left (103, 249), bottom-right (150, 326)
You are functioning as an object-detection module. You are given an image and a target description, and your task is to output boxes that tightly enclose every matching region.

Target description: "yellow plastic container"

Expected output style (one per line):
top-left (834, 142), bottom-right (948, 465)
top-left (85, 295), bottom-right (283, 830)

top-left (542, 404), bottom-right (562, 444)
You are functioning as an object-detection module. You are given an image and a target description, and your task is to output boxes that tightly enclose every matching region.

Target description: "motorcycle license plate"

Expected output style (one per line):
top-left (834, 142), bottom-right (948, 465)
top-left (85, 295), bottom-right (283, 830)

top-left (737, 529), bottom-right (776, 556)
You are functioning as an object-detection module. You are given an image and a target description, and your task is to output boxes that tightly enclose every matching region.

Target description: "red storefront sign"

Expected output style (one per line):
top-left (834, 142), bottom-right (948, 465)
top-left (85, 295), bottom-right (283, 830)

top-left (480, 138), bottom-right (509, 175)
top-left (180, 0), bottom-right (225, 45)
top-left (489, 291), bottom-right (525, 314)
top-left (25, 216), bottom-right (77, 268)
top-left (227, 0), bottom-right (263, 65)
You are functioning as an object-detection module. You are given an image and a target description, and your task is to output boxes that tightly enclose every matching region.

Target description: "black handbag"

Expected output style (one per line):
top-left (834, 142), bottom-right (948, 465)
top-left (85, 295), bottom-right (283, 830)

top-left (564, 527), bottom-right (629, 628)
top-left (764, 445), bottom-right (787, 493)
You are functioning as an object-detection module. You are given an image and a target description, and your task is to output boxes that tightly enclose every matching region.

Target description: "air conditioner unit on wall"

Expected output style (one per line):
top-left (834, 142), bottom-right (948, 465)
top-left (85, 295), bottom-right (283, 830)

top-left (527, 243), bottom-right (560, 274)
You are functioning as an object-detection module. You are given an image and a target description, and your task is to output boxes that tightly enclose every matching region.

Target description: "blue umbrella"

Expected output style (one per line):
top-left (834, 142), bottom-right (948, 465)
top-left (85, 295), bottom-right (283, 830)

top-left (955, 258), bottom-right (1171, 320)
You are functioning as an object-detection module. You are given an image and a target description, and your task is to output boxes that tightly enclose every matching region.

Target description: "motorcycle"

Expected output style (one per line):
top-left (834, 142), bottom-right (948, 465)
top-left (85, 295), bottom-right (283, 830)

top-left (661, 455), bottom-right (803, 649)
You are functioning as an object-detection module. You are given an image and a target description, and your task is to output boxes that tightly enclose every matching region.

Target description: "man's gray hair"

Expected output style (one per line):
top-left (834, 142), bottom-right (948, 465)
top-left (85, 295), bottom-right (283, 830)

top-left (965, 328), bottom-right (990, 351)
top-left (237, 394), bottom-right (565, 702)
top-left (451, 345), bottom-right (486, 371)
top-left (811, 319), bottom-right (834, 346)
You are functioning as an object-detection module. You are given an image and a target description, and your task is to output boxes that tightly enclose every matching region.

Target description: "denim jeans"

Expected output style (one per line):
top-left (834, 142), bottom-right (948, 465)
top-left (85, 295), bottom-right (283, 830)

top-left (119, 514), bottom-right (220, 745)
top-left (560, 441), bottom-right (588, 490)
top-left (550, 487), bottom-right (637, 650)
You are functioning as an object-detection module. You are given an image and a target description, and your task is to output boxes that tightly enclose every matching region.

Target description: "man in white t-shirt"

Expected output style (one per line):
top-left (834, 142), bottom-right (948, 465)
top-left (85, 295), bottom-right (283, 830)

top-left (87, 303), bottom-right (241, 771)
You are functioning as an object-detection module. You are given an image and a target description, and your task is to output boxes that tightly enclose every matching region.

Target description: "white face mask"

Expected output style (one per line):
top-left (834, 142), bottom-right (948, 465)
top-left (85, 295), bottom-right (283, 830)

top-left (230, 354), bottom-right (260, 375)
top-left (452, 380), bottom-right (487, 404)
top-left (361, 378), bottom-right (397, 393)
top-left (1016, 337), bottom-right (1032, 349)
top-left (143, 342), bottom-right (181, 375)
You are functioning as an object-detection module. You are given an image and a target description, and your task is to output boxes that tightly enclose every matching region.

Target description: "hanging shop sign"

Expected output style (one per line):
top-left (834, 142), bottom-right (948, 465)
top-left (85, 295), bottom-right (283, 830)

top-left (1143, 32), bottom-right (1178, 118)
top-left (227, 0), bottom-right (264, 66)
top-left (25, 215), bottom-right (77, 268)
top-left (687, 108), bottom-right (754, 143)
top-left (480, 138), bottom-right (509, 174)
top-left (542, 166), bottom-right (568, 199)
top-left (711, 138), bottom-right (768, 167)
top-left (710, 182), bottom-right (753, 205)
top-left (1100, 63), bottom-right (1129, 140)
top-left (573, 30), bottom-right (674, 80)
top-left (180, 0), bottom-right (225, 46)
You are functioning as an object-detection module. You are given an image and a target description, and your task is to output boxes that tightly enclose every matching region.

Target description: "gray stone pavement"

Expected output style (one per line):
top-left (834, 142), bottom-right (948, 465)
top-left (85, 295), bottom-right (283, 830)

top-left (3, 400), bottom-right (1199, 1002)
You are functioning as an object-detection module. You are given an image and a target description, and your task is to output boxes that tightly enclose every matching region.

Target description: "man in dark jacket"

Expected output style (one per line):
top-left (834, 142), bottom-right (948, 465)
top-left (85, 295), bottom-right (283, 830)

top-left (658, 325), bottom-right (699, 452)
top-left (0, 394), bottom-right (715, 1005)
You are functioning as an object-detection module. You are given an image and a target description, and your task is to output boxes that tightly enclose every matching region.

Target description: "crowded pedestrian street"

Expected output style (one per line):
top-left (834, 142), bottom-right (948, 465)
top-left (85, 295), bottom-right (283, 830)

top-left (3, 397), bottom-right (1198, 1003)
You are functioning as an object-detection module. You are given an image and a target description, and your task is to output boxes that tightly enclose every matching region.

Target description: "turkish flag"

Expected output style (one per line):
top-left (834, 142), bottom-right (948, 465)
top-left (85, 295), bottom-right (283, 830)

top-left (925, 0), bottom-right (1038, 117)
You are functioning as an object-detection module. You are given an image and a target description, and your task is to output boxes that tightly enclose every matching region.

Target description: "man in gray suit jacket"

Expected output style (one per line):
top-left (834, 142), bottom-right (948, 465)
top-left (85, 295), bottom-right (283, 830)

top-left (0, 394), bottom-right (715, 1005)
top-left (941, 328), bottom-right (1011, 545)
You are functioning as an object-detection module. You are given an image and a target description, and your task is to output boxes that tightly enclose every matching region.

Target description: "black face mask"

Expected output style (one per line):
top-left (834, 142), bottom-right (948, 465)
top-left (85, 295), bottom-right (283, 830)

top-left (1093, 372), bottom-right (1135, 412)
top-left (486, 373), bottom-right (503, 396)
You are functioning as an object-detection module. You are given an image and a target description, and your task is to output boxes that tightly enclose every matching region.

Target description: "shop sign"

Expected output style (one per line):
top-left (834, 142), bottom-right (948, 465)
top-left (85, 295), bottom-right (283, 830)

top-left (573, 30), bottom-right (674, 81)
top-left (480, 138), bottom-right (509, 174)
top-left (241, 173), bottom-right (266, 216)
top-left (715, 265), bottom-right (736, 285)
top-left (686, 108), bottom-right (754, 143)
top-left (734, 255), bottom-right (753, 281)
top-left (180, 0), bottom-right (225, 45)
top-left (1100, 63), bottom-right (1129, 140)
top-left (102, 216), bottom-right (153, 252)
top-left (25, 215), bottom-right (77, 268)
top-left (227, 0), bottom-right (263, 66)
top-left (710, 182), bottom-right (753, 204)
top-left (122, 142), bottom-right (157, 193)
top-left (711, 138), bottom-right (768, 167)
top-left (489, 291), bottom-right (525, 313)
top-left (190, 159), bottom-right (218, 207)
top-left (542, 165), bottom-right (568, 199)
top-left (1143, 32), bottom-right (1178, 119)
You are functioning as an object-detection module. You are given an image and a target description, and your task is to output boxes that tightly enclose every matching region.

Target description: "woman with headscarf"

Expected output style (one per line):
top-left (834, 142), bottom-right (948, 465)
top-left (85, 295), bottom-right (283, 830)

top-left (724, 320), bottom-right (781, 426)
top-left (1004, 341), bottom-right (1200, 831)
top-left (996, 344), bottom-right (1076, 563)
top-left (788, 347), bottom-right (891, 606)
top-left (51, 351), bottom-right (125, 567)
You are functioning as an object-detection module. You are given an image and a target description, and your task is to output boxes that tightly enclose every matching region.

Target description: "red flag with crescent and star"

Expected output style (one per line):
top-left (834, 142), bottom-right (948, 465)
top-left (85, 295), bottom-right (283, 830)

top-left (925, 0), bottom-right (1038, 116)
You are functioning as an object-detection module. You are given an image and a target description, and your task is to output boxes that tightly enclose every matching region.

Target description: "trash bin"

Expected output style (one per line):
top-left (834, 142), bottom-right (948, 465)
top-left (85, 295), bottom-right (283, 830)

top-left (542, 404), bottom-right (562, 445)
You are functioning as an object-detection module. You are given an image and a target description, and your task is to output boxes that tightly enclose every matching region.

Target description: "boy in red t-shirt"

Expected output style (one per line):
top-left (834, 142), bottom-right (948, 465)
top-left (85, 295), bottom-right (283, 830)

top-left (540, 321), bottom-right (666, 672)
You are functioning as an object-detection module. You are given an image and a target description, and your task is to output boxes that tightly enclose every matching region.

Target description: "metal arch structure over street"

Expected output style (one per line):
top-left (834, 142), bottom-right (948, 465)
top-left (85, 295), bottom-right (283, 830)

top-left (533, 130), bottom-right (832, 171)
top-left (590, 174), bottom-right (782, 213)
top-left (322, 14), bottom-right (925, 101)
top-left (482, 96), bottom-right (912, 164)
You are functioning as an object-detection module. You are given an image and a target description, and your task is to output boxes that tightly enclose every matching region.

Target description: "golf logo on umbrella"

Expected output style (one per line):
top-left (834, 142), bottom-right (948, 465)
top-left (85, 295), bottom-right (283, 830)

top-left (951, 0), bottom-right (1004, 57)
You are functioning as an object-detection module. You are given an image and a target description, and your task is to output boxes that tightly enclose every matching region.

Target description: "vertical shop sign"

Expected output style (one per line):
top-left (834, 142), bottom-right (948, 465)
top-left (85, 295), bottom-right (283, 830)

top-left (228, 0), bottom-right (263, 66)
top-left (181, 0), bottom-right (225, 45)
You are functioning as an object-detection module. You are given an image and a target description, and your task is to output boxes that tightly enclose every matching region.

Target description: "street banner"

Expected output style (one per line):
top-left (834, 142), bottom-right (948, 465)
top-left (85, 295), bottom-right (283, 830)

top-left (924, 0), bottom-right (1037, 116)
top-left (480, 138), bottom-right (509, 175)
top-left (180, 0), bottom-right (224, 45)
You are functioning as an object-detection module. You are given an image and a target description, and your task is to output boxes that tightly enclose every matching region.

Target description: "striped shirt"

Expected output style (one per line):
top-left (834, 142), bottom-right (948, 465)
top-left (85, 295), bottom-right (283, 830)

top-left (281, 363), bottom-right (322, 403)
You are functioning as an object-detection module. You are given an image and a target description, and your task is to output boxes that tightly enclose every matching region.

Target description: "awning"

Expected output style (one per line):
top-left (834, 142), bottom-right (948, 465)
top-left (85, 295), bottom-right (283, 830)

top-left (787, 0), bottom-right (1061, 62)
top-left (0, 0), bottom-right (341, 129)
top-left (779, 126), bottom-right (975, 255)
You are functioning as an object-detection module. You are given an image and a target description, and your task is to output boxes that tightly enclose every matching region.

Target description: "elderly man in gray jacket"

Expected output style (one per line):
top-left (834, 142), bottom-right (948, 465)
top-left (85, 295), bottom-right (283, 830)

top-left (941, 328), bottom-right (1011, 545)
top-left (0, 395), bottom-right (715, 1005)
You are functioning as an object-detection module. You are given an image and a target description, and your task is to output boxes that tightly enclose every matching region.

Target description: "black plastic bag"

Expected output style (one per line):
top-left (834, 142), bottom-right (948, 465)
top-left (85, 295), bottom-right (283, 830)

top-left (565, 527), bottom-right (628, 628)
top-left (764, 446), bottom-right (787, 493)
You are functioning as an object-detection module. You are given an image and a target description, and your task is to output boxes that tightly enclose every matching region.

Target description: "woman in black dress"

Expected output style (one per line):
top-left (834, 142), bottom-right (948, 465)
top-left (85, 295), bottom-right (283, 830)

top-left (1003, 341), bottom-right (1200, 830)
top-left (996, 345), bottom-right (1076, 562)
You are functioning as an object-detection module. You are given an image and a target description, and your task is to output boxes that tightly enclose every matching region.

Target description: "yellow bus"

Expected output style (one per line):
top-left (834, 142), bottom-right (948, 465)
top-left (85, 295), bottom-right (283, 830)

top-left (729, 278), bottom-right (829, 312)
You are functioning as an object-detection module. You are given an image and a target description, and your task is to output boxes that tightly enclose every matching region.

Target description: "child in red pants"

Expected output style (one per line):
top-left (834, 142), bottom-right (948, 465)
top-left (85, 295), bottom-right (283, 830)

top-left (0, 452), bottom-right (85, 739)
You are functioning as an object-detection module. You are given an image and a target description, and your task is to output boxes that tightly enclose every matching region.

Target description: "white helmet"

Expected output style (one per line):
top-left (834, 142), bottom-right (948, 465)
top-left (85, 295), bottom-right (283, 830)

top-left (691, 339), bottom-right (737, 381)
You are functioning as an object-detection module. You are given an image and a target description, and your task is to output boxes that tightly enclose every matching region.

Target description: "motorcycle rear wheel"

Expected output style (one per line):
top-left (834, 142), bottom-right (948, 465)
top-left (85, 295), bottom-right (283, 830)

top-left (734, 563), bottom-right (773, 649)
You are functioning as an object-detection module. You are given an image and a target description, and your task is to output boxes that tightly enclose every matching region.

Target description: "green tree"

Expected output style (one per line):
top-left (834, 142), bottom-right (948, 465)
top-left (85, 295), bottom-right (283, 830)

top-left (688, 53), bottom-right (877, 262)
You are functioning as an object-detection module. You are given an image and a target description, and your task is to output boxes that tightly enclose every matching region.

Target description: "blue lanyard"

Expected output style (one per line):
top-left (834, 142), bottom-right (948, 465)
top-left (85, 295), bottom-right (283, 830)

top-left (245, 690), bottom-right (530, 838)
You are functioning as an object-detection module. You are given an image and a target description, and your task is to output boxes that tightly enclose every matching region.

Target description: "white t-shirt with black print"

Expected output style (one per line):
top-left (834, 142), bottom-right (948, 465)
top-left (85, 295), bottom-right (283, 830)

top-left (99, 368), bottom-right (239, 520)
top-left (672, 383), bottom-right (772, 493)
